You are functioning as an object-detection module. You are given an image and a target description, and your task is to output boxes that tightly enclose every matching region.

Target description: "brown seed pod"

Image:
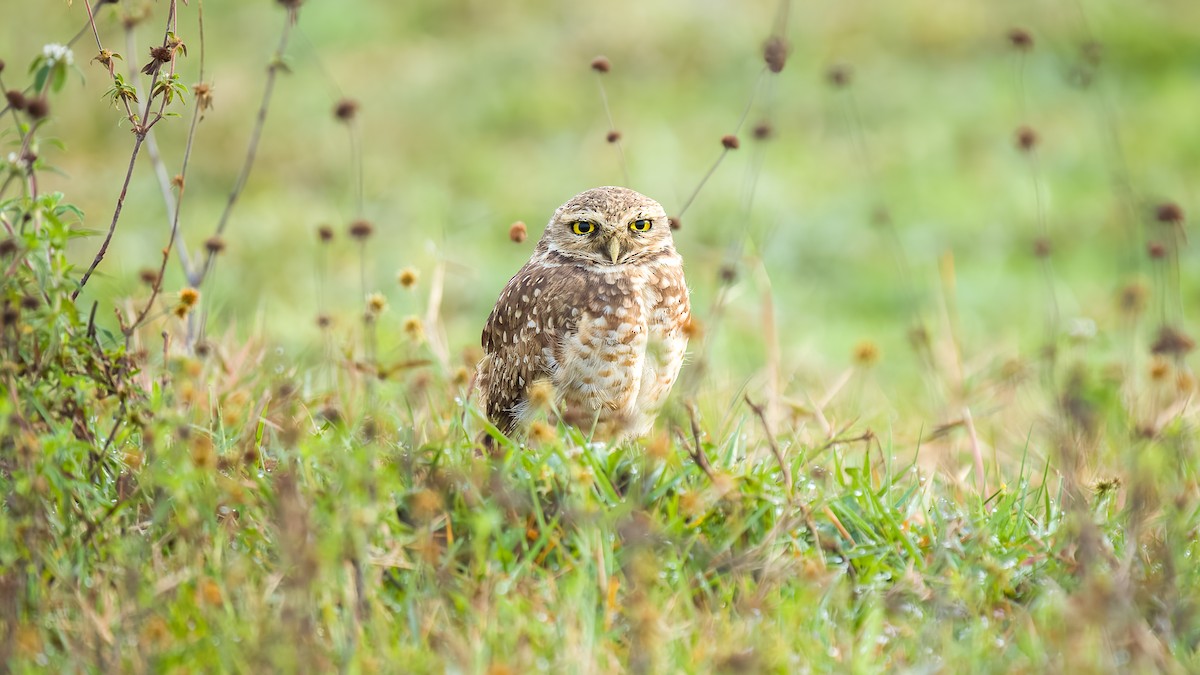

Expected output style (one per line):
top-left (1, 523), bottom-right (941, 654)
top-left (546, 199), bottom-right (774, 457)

top-left (509, 221), bottom-right (527, 243)
top-left (763, 37), bottom-right (788, 73)
top-left (590, 56), bottom-right (611, 73)
top-left (721, 134), bottom-right (740, 150)
top-left (1007, 28), bottom-right (1034, 51)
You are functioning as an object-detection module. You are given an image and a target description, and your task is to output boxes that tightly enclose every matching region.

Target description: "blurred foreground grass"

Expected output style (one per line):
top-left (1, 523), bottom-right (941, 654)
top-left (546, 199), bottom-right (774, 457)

top-left (1, 0), bottom-right (1199, 671)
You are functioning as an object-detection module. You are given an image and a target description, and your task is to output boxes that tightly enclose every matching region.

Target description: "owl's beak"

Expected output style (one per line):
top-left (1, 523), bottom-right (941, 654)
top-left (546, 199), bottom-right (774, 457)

top-left (607, 237), bottom-right (622, 264)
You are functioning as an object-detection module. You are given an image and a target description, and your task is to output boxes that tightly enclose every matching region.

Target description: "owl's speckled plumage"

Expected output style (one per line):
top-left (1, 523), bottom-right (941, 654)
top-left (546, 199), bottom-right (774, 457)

top-left (477, 186), bottom-right (690, 442)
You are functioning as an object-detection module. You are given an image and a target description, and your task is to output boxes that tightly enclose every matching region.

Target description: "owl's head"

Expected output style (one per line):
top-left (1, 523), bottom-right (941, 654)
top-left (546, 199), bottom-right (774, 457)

top-left (538, 186), bottom-right (674, 266)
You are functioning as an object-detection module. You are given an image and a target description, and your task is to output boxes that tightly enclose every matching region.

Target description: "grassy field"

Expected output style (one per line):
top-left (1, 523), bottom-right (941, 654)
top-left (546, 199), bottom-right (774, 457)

top-left (2, 0), bottom-right (1199, 671)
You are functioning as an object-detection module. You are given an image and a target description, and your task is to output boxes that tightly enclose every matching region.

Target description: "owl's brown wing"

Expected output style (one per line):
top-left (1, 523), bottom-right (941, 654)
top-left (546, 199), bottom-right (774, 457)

top-left (477, 257), bottom-right (585, 433)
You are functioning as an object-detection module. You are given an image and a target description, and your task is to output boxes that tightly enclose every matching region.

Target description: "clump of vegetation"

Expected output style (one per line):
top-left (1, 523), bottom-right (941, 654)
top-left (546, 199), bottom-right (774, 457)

top-left (1, 1), bottom-right (1198, 672)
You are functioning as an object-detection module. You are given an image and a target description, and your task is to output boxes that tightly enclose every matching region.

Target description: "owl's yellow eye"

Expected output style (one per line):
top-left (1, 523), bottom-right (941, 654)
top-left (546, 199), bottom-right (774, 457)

top-left (630, 218), bottom-right (653, 232)
top-left (571, 220), bottom-right (596, 235)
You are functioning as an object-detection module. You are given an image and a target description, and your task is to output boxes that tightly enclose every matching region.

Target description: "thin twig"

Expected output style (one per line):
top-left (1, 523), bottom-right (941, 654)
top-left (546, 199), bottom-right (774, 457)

top-left (127, 4), bottom-right (209, 335)
top-left (196, 10), bottom-right (295, 286)
top-left (744, 394), bottom-right (792, 492)
top-left (125, 23), bottom-right (195, 278)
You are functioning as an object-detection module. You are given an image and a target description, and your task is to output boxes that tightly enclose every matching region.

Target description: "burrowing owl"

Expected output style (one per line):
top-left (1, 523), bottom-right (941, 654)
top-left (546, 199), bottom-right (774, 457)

top-left (477, 186), bottom-right (691, 442)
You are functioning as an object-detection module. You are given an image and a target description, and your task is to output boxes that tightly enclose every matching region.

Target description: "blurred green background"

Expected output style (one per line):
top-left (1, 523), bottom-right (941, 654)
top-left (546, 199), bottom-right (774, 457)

top-left (4, 0), bottom-right (1198, 419)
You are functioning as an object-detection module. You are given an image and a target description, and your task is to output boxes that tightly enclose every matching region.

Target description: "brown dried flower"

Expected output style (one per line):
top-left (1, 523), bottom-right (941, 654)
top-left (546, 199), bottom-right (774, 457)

top-left (4, 90), bottom-right (26, 111)
top-left (138, 268), bottom-right (160, 285)
top-left (590, 56), bottom-right (611, 73)
top-left (1015, 126), bottom-right (1038, 152)
top-left (509, 221), bottom-right (527, 243)
top-left (1007, 28), bottom-right (1034, 51)
top-left (1118, 283), bottom-right (1146, 315)
top-left (763, 37), bottom-right (789, 73)
top-left (1033, 237), bottom-right (1051, 258)
top-left (192, 82), bottom-right (214, 111)
top-left (1151, 326), bottom-right (1195, 357)
top-left (348, 219), bottom-right (374, 240)
top-left (25, 97), bottom-right (49, 120)
top-left (606, 130), bottom-right (621, 143)
top-left (721, 134), bottom-right (740, 150)
top-left (204, 236), bottom-right (225, 253)
top-left (1147, 242), bottom-right (1166, 260)
top-left (1155, 202), bottom-right (1184, 224)
top-left (317, 225), bottom-right (333, 242)
top-left (334, 98), bottom-right (359, 122)
top-left (752, 122), bottom-right (772, 140)
top-left (826, 64), bottom-right (852, 88)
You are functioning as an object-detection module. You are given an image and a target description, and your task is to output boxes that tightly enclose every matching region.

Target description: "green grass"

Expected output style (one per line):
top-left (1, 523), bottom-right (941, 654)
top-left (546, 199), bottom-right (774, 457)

top-left (2, 0), bottom-right (1199, 672)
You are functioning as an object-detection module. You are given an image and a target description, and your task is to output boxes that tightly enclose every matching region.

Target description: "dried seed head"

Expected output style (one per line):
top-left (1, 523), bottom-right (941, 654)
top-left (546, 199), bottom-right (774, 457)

top-left (606, 130), bottom-right (621, 143)
top-left (509, 221), bottom-right (527, 243)
top-left (721, 134), bottom-right (740, 150)
top-left (204, 236), bottom-right (225, 253)
top-left (528, 420), bottom-right (556, 444)
top-left (138, 268), bottom-right (160, 285)
top-left (171, 174), bottom-right (184, 190)
top-left (192, 82), bottom-right (214, 111)
top-left (853, 340), bottom-right (880, 367)
top-left (1118, 282), bottom-right (1147, 315)
top-left (366, 292), bottom-right (387, 315)
top-left (179, 287), bottom-right (200, 307)
top-left (752, 122), bottom-right (772, 140)
top-left (669, 216), bottom-right (681, 231)
top-left (1033, 237), bottom-right (1051, 258)
top-left (826, 64), bottom-right (852, 88)
top-left (149, 45), bottom-right (172, 64)
top-left (397, 267), bottom-right (419, 289)
top-left (403, 315), bottom-right (424, 342)
top-left (1149, 357), bottom-right (1170, 382)
top-left (1152, 326), bottom-right (1194, 356)
top-left (718, 265), bottom-right (737, 284)
top-left (348, 219), bottom-right (374, 240)
top-left (1155, 202), bottom-right (1184, 224)
top-left (316, 314), bottom-right (331, 328)
top-left (1015, 126), bottom-right (1038, 152)
top-left (763, 37), bottom-right (789, 73)
top-left (527, 379), bottom-right (555, 410)
top-left (5, 90), bottom-right (26, 111)
top-left (1147, 241), bottom-right (1166, 259)
top-left (590, 56), bottom-right (611, 73)
top-left (334, 98), bottom-right (359, 122)
top-left (1007, 28), bottom-right (1034, 51)
top-left (317, 224), bottom-right (333, 242)
top-left (25, 97), bottom-right (49, 120)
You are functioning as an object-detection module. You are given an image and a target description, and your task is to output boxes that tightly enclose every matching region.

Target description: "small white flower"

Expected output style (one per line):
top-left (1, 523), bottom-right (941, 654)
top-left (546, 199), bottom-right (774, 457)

top-left (41, 43), bottom-right (74, 67)
top-left (1067, 317), bottom-right (1097, 341)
